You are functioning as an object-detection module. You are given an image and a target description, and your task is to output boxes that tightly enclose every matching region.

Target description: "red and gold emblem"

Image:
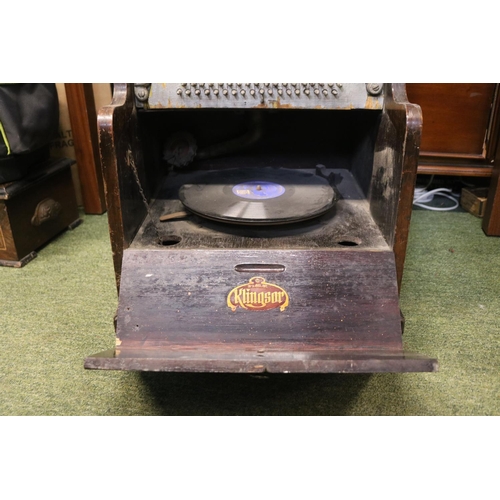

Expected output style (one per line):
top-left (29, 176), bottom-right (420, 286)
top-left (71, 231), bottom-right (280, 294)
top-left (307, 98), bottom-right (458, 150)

top-left (227, 276), bottom-right (289, 312)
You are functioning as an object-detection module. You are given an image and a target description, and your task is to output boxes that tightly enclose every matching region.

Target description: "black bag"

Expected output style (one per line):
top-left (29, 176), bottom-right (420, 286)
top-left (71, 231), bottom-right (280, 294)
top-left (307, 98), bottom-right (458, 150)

top-left (0, 83), bottom-right (59, 183)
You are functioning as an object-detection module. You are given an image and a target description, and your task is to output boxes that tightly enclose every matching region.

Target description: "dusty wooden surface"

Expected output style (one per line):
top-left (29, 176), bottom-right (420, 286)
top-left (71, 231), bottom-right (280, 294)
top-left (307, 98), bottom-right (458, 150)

top-left (369, 84), bottom-right (422, 291)
top-left (85, 348), bottom-right (438, 373)
top-left (98, 84), bottom-right (152, 290)
top-left (90, 84), bottom-right (437, 373)
top-left (134, 168), bottom-right (388, 251)
top-left (115, 249), bottom-right (402, 349)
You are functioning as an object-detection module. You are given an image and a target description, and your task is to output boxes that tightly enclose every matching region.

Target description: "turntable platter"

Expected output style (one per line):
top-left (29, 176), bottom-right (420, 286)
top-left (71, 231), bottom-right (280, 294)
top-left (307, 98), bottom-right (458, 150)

top-left (179, 167), bottom-right (337, 225)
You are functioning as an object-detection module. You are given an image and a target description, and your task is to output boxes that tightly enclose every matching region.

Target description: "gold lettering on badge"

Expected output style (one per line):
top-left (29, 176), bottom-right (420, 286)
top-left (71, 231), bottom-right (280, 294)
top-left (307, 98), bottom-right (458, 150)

top-left (227, 277), bottom-right (289, 312)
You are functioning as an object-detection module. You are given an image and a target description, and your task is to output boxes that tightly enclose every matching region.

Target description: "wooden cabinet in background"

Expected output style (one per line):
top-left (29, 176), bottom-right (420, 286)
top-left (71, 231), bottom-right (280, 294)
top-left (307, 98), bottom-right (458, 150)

top-left (406, 83), bottom-right (500, 236)
top-left (406, 83), bottom-right (499, 177)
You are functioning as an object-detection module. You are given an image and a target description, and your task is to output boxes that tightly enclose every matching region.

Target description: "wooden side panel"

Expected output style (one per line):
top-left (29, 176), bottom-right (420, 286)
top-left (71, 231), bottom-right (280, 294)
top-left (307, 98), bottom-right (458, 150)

top-left (370, 84), bottom-right (422, 290)
top-left (98, 84), bottom-right (149, 290)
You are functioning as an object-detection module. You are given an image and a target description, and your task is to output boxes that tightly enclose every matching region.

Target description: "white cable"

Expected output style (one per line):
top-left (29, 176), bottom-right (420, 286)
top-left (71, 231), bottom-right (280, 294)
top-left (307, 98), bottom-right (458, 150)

top-left (413, 187), bottom-right (459, 211)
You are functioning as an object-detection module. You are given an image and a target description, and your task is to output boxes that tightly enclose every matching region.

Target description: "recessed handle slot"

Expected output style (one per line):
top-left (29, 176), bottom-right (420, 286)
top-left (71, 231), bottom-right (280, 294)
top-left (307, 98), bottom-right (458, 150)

top-left (234, 264), bottom-right (285, 273)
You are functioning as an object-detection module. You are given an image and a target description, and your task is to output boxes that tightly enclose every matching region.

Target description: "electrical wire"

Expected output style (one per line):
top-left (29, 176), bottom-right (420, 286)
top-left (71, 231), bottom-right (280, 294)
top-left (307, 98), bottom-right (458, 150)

top-left (413, 187), bottom-right (460, 211)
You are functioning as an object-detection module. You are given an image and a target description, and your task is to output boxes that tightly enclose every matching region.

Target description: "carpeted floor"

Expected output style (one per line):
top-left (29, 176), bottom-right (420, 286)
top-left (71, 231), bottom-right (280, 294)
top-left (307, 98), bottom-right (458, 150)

top-left (0, 210), bottom-right (498, 415)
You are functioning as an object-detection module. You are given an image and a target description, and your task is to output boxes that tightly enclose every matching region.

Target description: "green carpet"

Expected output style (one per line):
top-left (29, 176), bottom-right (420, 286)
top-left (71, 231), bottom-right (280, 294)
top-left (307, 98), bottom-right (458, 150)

top-left (0, 210), bottom-right (498, 415)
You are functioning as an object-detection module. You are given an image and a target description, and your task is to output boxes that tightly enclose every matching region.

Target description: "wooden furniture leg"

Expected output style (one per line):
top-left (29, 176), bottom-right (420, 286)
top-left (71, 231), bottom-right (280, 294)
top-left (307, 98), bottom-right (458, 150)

top-left (65, 83), bottom-right (107, 214)
top-left (482, 160), bottom-right (500, 235)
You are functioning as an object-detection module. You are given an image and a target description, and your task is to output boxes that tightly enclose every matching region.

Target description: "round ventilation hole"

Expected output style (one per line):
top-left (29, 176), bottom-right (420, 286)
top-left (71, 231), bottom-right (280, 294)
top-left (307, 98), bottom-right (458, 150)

top-left (337, 239), bottom-right (360, 247)
top-left (160, 236), bottom-right (182, 246)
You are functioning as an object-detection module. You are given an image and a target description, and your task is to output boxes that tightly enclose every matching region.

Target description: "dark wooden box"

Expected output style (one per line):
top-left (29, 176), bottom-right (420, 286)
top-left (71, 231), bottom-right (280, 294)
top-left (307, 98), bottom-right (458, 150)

top-left (0, 157), bottom-right (81, 267)
top-left (85, 83), bottom-right (438, 374)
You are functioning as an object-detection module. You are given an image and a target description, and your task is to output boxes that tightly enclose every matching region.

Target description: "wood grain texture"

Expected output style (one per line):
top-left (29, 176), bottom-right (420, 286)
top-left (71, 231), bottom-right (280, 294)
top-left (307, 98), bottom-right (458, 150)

top-left (482, 85), bottom-right (500, 235)
top-left (0, 202), bottom-right (17, 260)
top-left (116, 249), bottom-right (403, 351)
top-left (82, 247), bottom-right (442, 374)
top-left (370, 84), bottom-right (422, 291)
top-left (89, 84), bottom-right (439, 373)
top-left (406, 83), bottom-right (496, 157)
top-left (100, 84), bottom-right (420, 291)
top-left (85, 348), bottom-right (438, 373)
top-left (98, 84), bottom-right (151, 290)
top-left (65, 83), bottom-right (106, 214)
top-left (417, 165), bottom-right (492, 177)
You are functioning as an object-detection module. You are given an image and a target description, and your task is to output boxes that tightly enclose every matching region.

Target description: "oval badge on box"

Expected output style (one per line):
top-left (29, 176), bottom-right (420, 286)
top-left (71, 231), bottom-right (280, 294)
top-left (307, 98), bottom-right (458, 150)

top-left (227, 277), bottom-right (289, 312)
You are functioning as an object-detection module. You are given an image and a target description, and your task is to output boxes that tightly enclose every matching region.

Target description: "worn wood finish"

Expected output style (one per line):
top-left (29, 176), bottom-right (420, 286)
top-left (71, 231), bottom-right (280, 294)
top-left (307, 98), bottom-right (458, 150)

top-left (65, 83), bottom-right (106, 214)
top-left (369, 84), bottom-right (422, 291)
top-left (134, 168), bottom-right (388, 251)
top-left (86, 248), bottom-right (438, 373)
top-left (85, 348), bottom-right (438, 373)
top-left (98, 84), bottom-right (151, 290)
top-left (0, 158), bottom-right (80, 264)
top-left (89, 83), bottom-right (437, 373)
top-left (461, 188), bottom-right (489, 218)
top-left (0, 251), bottom-right (37, 268)
top-left (116, 249), bottom-right (403, 350)
top-left (0, 201), bottom-right (16, 261)
top-left (392, 85), bottom-right (423, 292)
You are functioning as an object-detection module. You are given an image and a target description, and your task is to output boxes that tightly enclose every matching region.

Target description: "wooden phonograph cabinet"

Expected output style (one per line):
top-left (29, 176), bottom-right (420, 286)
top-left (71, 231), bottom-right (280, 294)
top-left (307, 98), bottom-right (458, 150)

top-left (85, 83), bottom-right (438, 373)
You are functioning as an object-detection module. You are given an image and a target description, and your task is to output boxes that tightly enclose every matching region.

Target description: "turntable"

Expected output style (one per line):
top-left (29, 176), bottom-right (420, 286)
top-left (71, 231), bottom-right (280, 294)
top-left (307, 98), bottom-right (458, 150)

top-left (85, 83), bottom-right (438, 373)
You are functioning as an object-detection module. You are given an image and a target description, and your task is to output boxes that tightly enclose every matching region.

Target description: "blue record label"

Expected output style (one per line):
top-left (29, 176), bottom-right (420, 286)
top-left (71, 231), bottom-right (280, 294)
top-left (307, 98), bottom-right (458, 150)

top-left (232, 181), bottom-right (286, 200)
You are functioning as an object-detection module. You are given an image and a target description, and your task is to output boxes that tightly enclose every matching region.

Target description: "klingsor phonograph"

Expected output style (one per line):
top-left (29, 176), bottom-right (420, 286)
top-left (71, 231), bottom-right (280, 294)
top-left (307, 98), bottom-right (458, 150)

top-left (85, 83), bottom-right (437, 374)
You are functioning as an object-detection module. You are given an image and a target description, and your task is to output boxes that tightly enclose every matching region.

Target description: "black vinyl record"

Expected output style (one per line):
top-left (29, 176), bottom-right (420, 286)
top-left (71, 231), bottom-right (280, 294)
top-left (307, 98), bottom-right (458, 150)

top-left (179, 167), bottom-right (337, 225)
